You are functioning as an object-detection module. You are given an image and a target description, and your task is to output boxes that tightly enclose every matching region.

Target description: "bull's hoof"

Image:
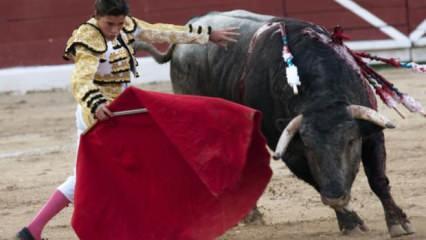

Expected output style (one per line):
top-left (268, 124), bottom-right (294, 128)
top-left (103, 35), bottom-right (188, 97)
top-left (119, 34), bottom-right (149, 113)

top-left (389, 222), bottom-right (415, 238)
top-left (241, 207), bottom-right (265, 225)
top-left (383, 204), bottom-right (415, 238)
top-left (335, 207), bottom-right (368, 235)
top-left (342, 225), bottom-right (368, 235)
top-left (340, 222), bottom-right (369, 235)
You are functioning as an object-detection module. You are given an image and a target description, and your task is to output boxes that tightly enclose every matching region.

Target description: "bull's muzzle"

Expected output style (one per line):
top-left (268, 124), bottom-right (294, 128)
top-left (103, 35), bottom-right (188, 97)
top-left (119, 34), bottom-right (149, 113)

top-left (321, 194), bottom-right (351, 209)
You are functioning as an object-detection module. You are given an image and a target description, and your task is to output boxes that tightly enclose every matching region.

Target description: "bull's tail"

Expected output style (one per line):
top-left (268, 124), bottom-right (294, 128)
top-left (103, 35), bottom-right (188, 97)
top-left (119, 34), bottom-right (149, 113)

top-left (133, 41), bottom-right (175, 64)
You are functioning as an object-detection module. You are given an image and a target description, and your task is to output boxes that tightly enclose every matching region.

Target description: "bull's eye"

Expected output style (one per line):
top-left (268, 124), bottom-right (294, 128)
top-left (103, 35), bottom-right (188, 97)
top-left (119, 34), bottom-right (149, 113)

top-left (347, 138), bottom-right (357, 146)
top-left (302, 141), bottom-right (312, 150)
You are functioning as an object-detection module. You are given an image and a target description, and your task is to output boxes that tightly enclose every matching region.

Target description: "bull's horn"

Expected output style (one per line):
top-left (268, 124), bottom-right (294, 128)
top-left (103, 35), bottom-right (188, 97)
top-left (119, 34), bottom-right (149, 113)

top-left (273, 115), bottom-right (303, 160)
top-left (348, 105), bottom-right (396, 129)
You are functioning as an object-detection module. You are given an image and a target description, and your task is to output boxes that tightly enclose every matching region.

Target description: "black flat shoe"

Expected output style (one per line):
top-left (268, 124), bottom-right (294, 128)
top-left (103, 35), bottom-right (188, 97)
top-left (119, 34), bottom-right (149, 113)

top-left (16, 227), bottom-right (35, 240)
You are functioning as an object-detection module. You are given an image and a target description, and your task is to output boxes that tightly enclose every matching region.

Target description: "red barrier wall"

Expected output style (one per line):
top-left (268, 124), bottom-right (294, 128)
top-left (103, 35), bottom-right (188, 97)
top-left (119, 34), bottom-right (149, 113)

top-left (0, 0), bottom-right (424, 68)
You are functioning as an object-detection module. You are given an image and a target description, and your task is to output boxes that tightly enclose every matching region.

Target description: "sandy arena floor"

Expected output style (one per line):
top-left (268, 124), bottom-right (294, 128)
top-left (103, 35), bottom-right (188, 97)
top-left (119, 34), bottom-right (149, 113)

top-left (0, 69), bottom-right (425, 239)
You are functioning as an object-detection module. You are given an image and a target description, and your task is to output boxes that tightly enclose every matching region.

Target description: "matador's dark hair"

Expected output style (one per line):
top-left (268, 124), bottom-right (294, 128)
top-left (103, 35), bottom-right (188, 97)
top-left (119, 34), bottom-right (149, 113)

top-left (95, 0), bottom-right (129, 16)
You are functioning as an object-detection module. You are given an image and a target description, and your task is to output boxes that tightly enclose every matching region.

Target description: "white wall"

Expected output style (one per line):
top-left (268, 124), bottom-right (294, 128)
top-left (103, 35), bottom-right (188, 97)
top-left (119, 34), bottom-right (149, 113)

top-left (0, 57), bottom-right (170, 93)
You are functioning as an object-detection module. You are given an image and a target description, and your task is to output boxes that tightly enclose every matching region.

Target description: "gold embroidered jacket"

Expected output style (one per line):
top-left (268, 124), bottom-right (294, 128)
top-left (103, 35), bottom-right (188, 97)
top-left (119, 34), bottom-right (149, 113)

top-left (64, 16), bottom-right (211, 127)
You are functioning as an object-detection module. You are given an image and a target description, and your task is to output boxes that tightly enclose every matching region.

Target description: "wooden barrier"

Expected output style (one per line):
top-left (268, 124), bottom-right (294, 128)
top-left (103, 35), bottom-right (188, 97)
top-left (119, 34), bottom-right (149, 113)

top-left (0, 0), bottom-right (425, 68)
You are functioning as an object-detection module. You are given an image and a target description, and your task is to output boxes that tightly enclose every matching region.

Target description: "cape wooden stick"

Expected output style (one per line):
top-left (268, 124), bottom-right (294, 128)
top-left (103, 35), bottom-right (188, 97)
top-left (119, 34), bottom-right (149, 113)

top-left (82, 108), bottom-right (149, 135)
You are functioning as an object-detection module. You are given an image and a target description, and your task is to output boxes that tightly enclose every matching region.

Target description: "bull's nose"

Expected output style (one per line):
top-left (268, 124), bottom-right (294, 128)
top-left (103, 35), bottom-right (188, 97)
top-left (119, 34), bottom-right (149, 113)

top-left (321, 194), bottom-right (350, 209)
top-left (321, 181), bottom-right (348, 199)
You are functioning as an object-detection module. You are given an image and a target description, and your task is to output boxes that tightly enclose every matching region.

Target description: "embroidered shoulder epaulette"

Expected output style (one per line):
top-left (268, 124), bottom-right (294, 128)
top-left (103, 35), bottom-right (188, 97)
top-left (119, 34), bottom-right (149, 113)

top-left (64, 19), bottom-right (107, 60)
top-left (123, 16), bottom-right (137, 33)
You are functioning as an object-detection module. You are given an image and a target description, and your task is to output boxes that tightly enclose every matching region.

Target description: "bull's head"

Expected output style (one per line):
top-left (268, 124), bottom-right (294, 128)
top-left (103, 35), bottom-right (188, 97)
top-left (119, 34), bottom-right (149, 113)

top-left (273, 105), bottom-right (395, 209)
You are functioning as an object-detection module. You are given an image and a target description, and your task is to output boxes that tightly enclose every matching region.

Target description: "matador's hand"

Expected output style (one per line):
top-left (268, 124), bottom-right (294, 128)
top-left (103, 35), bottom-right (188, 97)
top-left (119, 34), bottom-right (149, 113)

top-left (209, 27), bottom-right (240, 48)
top-left (95, 103), bottom-right (113, 121)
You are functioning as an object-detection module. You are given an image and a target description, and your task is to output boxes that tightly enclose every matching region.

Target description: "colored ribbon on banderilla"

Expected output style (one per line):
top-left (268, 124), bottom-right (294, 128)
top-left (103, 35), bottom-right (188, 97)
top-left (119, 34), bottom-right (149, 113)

top-left (331, 26), bottom-right (426, 118)
top-left (279, 23), bottom-right (301, 95)
top-left (355, 52), bottom-right (426, 73)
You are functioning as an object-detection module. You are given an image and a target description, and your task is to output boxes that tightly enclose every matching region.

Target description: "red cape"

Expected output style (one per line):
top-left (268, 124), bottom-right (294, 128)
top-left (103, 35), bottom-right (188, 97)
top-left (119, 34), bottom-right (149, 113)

top-left (72, 87), bottom-right (272, 239)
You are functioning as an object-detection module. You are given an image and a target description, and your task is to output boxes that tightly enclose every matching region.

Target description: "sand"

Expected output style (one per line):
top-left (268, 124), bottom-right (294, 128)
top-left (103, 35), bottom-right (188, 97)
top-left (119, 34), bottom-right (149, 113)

top-left (0, 69), bottom-right (425, 239)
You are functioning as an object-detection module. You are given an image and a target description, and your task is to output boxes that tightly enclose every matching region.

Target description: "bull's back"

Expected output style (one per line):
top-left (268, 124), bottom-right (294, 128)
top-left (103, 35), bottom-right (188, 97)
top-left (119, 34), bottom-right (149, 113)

top-left (170, 10), bottom-right (275, 100)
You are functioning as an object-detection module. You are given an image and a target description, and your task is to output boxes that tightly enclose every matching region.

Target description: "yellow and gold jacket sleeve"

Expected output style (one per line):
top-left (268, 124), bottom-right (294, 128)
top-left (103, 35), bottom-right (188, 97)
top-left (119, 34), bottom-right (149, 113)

top-left (132, 17), bottom-right (210, 44)
top-left (71, 46), bottom-right (107, 126)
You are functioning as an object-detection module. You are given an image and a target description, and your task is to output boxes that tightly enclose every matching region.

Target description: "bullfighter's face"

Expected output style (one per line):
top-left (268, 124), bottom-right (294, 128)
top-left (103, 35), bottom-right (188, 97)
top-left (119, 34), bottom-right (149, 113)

top-left (96, 15), bottom-right (126, 41)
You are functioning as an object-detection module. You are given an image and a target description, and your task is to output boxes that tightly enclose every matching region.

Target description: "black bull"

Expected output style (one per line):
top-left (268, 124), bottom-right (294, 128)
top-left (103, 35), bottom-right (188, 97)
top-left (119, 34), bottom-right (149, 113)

top-left (137, 10), bottom-right (414, 237)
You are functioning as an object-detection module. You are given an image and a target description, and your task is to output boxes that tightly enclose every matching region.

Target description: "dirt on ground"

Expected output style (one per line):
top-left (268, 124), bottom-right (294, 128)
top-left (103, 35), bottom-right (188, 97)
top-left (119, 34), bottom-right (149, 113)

top-left (0, 69), bottom-right (425, 239)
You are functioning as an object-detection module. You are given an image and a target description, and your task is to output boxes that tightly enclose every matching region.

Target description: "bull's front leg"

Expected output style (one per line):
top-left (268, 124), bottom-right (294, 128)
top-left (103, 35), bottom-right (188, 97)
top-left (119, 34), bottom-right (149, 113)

top-left (334, 204), bottom-right (368, 234)
top-left (362, 132), bottom-right (415, 237)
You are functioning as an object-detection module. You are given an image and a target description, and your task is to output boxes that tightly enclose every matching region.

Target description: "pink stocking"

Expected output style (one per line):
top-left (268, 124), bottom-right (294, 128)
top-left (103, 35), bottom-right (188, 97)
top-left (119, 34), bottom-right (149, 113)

top-left (26, 190), bottom-right (70, 240)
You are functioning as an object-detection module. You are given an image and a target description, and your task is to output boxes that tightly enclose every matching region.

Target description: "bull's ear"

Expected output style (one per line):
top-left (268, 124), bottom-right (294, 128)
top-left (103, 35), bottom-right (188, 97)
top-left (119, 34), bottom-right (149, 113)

top-left (356, 119), bottom-right (384, 138)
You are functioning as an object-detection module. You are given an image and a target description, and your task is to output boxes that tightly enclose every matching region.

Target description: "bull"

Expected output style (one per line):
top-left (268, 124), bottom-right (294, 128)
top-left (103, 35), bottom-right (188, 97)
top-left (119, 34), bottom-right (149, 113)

top-left (136, 10), bottom-right (414, 237)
